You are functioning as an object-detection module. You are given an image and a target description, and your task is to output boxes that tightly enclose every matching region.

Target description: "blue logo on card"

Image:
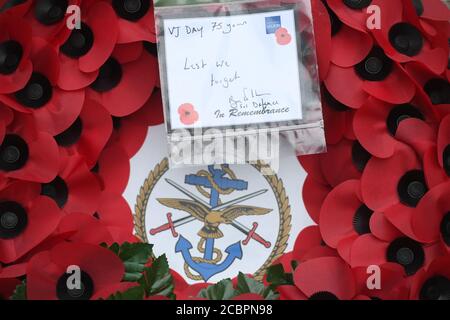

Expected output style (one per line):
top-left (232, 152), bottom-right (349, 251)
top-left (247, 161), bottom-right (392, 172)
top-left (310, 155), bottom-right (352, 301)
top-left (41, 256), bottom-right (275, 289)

top-left (265, 16), bottom-right (281, 34)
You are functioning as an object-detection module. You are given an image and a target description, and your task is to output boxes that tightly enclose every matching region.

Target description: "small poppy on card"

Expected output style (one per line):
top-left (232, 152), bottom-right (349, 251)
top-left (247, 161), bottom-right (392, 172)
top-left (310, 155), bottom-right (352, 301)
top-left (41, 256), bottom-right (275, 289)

top-left (178, 103), bottom-right (199, 125)
top-left (275, 27), bottom-right (292, 45)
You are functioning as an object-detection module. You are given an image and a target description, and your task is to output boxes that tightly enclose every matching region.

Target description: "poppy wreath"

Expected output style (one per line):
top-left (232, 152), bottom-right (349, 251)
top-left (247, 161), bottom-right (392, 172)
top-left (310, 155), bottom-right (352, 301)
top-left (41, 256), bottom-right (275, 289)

top-left (0, 0), bottom-right (449, 300)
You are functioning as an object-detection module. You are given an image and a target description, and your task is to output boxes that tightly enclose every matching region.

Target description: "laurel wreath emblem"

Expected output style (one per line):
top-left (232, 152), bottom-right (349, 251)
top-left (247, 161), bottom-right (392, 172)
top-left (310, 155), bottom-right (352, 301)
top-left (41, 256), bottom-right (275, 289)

top-left (134, 158), bottom-right (291, 281)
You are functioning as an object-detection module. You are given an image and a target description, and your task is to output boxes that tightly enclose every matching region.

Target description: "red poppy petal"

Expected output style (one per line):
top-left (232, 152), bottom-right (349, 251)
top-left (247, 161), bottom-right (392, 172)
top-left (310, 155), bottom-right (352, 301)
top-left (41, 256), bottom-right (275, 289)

top-left (33, 88), bottom-right (85, 136)
top-left (26, 251), bottom-right (63, 300)
top-left (96, 193), bottom-right (133, 231)
top-left (422, 0), bottom-right (450, 21)
top-left (0, 60), bottom-right (32, 94)
top-left (353, 97), bottom-right (398, 158)
top-left (423, 147), bottom-right (448, 188)
top-left (336, 234), bottom-right (358, 264)
top-left (437, 114), bottom-right (450, 169)
top-left (320, 139), bottom-right (361, 187)
top-left (5, 131), bottom-right (59, 183)
top-left (57, 53), bottom-right (98, 90)
top-left (322, 103), bottom-right (347, 145)
top-left (326, 0), bottom-right (367, 32)
top-left (331, 26), bottom-right (372, 67)
top-left (361, 144), bottom-right (420, 211)
top-left (96, 144), bottom-right (130, 193)
top-left (71, 99), bottom-right (113, 167)
top-left (57, 212), bottom-right (114, 245)
top-left (0, 196), bottom-right (61, 263)
top-left (362, 63), bottom-right (416, 105)
top-left (298, 153), bottom-right (327, 185)
top-left (324, 64), bottom-right (369, 109)
top-left (89, 51), bottom-right (157, 117)
top-left (302, 176), bottom-right (331, 224)
top-left (112, 42), bottom-right (144, 64)
top-left (369, 211), bottom-right (403, 242)
top-left (0, 278), bottom-right (21, 299)
top-left (116, 7), bottom-right (156, 44)
top-left (320, 180), bottom-right (362, 247)
top-left (110, 115), bottom-right (149, 158)
top-left (79, 2), bottom-right (118, 73)
top-left (350, 234), bottom-right (388, 268)
top-left (293, 256), bottom-right (356, 299)
top-left (395, 118), bottom-right (437, 159)
top-left (411, 181), bottom-right (450, 243)
top-left (51, 242), bottom-right (124, 290)
top-left (384, 203), bottom-right (418, 240)
top-left (136, 89), bottom-right (165, 126)
top-left (293, 225), bottom-right (323, 261)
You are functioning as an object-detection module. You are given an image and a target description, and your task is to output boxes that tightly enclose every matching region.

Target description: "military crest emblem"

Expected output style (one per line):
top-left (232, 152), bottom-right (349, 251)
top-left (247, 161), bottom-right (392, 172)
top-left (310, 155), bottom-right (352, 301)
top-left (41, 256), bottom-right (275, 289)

top-left (126, 125), bottom-right (309, 283)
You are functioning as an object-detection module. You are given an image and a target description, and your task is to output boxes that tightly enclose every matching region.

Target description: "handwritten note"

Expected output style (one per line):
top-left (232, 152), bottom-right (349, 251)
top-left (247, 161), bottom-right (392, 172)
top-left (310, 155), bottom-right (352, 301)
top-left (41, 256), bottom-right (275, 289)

top-left (162, 9), bottom-right (302, 130)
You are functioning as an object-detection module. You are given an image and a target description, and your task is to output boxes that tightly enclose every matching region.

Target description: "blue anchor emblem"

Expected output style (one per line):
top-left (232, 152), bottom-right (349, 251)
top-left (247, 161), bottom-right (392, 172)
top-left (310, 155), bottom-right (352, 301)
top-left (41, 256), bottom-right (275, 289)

top-left (150, 164), bottom-right (273, 282)
top-left (179, 165), bottom-right (248, 281)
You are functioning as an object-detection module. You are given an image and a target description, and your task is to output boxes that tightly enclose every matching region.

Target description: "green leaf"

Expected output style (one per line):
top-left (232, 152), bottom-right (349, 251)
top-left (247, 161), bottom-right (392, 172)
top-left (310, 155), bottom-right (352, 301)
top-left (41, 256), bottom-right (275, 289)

top-left (103, 242), bottom-right (154, 282)
top-left (107, 286), bottom-right (145, 300)
top-left (139, 254), bottom-right (175, 299)
top-left (236, 272), bottom-right (279, 300)
top-left (265, 263), bottom-right (294, 288)
top-left (10, 280), bottom-right (27, 300)
top-left (198, 279), bottom-right (237, 300)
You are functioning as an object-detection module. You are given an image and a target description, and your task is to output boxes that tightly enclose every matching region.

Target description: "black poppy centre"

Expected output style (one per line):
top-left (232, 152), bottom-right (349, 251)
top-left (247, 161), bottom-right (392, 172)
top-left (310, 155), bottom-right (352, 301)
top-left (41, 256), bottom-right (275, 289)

top-left (41, 176), bottom-right (69, 208)
top-left (397, 170), bottom-right (428, 207)
top-left (0, 40), bottom-right (23, 75)
top-left (343, 0), bottom-right (372, 10)
top-left (355, 47), bottom-right (393, 81)
top-left (386, 237), bottom-right (425, 275)
top-left (112, 0), bottom-right (150, 22)
top-left (90, 57), bottom-right (122, 92)
top-left (56, 270), bottom-right (94, 300)
top-left (15, 72), bottom-right (53, 108)
top-left (34, 0), bottom-right (69, 26)
top-left (0, 134), bottom-right (29, 172)
top-left (386, 104), bottom-right (424, 136)
top-left (0, 201), bottom-right (28, 239)
top-left (60, 23), bottom-right (94, 58)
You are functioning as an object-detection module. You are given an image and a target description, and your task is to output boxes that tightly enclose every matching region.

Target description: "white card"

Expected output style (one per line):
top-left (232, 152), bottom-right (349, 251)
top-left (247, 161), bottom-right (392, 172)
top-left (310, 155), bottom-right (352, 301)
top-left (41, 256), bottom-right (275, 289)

top-left (161, 8), bottom-right (303, 130)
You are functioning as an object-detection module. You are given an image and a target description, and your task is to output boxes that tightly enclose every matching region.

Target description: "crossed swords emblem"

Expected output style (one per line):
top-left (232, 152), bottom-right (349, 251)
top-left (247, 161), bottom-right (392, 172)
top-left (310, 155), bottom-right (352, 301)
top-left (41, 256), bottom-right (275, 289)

top-left (149, 165), bottom-right (273, 281)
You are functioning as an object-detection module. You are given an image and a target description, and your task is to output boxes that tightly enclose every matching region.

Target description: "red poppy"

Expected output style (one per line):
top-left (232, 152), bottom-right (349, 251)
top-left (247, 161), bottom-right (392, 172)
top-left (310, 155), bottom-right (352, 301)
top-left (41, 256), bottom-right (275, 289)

top-left (40, 153), bottom-right (101, 214)
top-left (361, 144), bottom-right (422, 212)
top-left (323, 1), bottom-right (373, 68)
top-left (92, 192), bottom-right (135, 244)
top-left (410, 255), bottom-right (450, 300)
top-left (350, 233), bottom-right (444, 276)
top-left (275, 27), bottom-right (292, 45)
top-left (0, 113), bottom-right (59, 183)
top-left (54, 99), bottom-right (113, 168)
top-left (404, 62), bottom-right (450, 119)
top-left (22, 0), bottom-right (80, 42)
top-left (56, 1), bottom-right (119, 90)
top-left (0, 14), bottom-right (32, 94)
top-left (0, 278), bottom-right (20, 299)
top-left (26, 241), bottom-right (124, 300)
top-left (0, 0), bottom-right (30, 16)
top-left (92, 143), bottom-right (130, 194)
top-left (354, 95), bottom-right (438, 158)
top-left (402, 0), bottom-right (450, 38)
top-left (178, 103), bottom-right (199, 126)
top-left (291, 256), bottom-right (356, 300)
top-left (107, 0), bottom-right (156, 44)
top-left (107, 90), bottom-right (163, 158)
top-left (325, 46), bottom-right (416, 108)
top-left (411, 182), bottom-right (450, 249)
top-left (0, 181), bottom-right (62, 264)
top-left (293, 225), bottom-right (338, 262)
top-left (371, 0), bottom-right (447, 75)
top-left (0, 37), bottom-right (85, 136)
top-left (87, 42), bottom-right (157, 117)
